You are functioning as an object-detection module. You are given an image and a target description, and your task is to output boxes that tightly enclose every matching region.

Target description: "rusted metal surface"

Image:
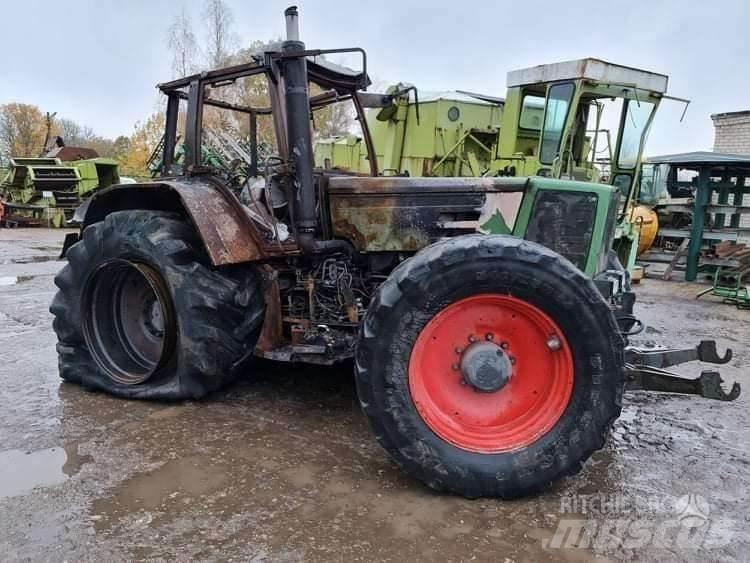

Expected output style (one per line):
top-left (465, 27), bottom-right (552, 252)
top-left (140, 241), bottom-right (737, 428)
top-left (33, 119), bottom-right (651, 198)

top-left (255, 266), bottom-right (284, 354)
top-left (352, 92), bottom-right (378, 176)
top-left (327, 176), bottom-right (529, 193)
top-left (290, 324), bottom-right (305, 345)
top-left (46, 146), bottom-right (99, 161)
top-left (171, 175), bottom-right (271, 264)
top-left (83, 177), bottom-right (282, 266)
top-left (327, 176), bottom-right (528, 252)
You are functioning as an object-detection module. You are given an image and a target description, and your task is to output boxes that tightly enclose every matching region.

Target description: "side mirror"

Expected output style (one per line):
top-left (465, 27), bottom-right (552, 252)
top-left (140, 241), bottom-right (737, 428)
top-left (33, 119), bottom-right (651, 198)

top-left (356, 92), bottom-right (393, 109)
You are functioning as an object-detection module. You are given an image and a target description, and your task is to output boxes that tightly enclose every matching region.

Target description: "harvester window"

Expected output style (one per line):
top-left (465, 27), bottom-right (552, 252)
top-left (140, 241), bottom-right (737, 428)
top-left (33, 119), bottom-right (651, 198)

top-left (540, 83), bottom-right (575, 164)
top-left (584, 98), bottom-right (623, 169)
top-left (639, 163), bottom-right (669, 205)
top-left (519, 95), bottom-right (545, 130)
top-left (618, 100), bottom-right (655, 169)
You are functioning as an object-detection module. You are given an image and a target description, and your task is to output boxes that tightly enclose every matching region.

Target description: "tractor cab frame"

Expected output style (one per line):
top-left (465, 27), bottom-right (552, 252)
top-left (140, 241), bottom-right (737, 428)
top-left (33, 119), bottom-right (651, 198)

top-left (156, 46), bottom-right (378, 179)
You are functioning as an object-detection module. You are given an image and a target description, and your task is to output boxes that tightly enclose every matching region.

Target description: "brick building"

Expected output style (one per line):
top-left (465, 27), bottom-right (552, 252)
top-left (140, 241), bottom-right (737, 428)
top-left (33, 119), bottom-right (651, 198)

top-left (711, 110), bottom-right (750, 155)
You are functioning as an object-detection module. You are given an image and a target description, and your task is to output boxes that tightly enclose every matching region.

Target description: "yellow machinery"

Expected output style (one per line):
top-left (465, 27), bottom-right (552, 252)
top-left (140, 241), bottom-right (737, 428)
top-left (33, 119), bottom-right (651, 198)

top-left (630, 204), bottom-right (659, 256)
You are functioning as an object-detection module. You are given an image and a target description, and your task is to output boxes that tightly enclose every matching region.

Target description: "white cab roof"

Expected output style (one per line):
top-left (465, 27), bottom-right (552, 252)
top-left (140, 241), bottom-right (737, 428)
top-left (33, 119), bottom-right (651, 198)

top-left (507, 58), bottom-right (668, 94)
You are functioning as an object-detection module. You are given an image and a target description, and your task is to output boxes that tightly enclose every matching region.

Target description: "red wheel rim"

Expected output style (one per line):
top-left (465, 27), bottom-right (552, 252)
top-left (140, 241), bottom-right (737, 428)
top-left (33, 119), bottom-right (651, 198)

top-left (408, 294), bottom-right (574, 454)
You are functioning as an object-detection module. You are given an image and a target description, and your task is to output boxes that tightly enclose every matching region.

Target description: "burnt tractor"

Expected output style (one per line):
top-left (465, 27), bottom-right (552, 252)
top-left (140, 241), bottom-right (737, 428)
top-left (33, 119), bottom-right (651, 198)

top-left (51, 7), bottom-right (739, 498)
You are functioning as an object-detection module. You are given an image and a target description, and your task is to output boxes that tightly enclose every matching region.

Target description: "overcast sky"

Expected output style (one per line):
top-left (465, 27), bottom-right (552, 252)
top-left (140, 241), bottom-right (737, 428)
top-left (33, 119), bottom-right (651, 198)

top-left (1, 0), bottom-right (747, 156)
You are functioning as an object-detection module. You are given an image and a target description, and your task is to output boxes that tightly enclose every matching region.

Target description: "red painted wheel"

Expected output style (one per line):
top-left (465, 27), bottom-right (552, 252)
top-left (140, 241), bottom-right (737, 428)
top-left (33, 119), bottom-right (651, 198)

top-left (408, 294), bottom-right (574, 453)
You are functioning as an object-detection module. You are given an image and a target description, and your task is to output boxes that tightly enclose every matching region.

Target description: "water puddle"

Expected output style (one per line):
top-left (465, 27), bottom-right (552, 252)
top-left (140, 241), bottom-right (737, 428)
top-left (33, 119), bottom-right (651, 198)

top-left (11, 255), bottom-right (60, 264)
top-left (0, 275), bottom-right (35, 286)
top-left (0, 445), bottom-right (89, 498)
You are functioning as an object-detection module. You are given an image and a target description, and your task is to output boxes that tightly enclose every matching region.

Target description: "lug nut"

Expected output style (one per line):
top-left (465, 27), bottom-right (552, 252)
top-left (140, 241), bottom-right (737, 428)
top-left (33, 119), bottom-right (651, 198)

top-left (547, 335), bottom-right (561, 351)
top-left (455, 347), bottom-right (463, 355)
top-left (468, 335), bottom-right (477, 343)
top-left (509, 356), bottom-right (516, 365)
top-left (485, 333), bottom-right (494, 341)
top-left (500, 341), bottom-right (509, 349)
top-left (452, 363), bottom-right (460, 371)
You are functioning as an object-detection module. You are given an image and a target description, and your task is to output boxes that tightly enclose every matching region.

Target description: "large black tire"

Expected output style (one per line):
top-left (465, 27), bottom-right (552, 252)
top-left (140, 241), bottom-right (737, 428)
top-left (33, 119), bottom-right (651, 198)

top-left (355, 234), bottom-right (624, 498)
top-left (50, 210), bottom-right (264, 400)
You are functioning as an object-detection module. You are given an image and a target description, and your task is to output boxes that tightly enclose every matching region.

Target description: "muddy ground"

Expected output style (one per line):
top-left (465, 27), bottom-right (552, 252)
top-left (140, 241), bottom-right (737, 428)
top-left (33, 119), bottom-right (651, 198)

top-left (0, 228), bottom-right (748, 562)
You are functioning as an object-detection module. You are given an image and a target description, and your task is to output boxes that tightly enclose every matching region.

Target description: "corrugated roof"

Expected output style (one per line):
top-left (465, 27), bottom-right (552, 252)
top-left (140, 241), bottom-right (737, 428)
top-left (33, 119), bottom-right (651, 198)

top-left (710, 110), bottom-right (750, 120)
top-left (418, 90), bottom-right (501, 105)
top-left (646, 151), bottom-right (750, 165)
top-left (455, 90), bottom-right (505, 106)
top-left (506, 58), bottom-right (668, 93)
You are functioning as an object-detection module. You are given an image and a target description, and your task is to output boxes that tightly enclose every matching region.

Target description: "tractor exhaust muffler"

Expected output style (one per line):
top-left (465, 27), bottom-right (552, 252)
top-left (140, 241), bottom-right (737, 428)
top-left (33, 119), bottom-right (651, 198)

top-left (282, 6), bottom-right (352, 255)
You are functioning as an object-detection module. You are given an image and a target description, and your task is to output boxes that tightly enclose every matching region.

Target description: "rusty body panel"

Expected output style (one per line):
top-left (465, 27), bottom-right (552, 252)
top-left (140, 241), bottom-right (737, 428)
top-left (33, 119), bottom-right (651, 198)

top-left (326, 176), bottom-right (528, 252)
top-left (255, 266), bottom-right (283, 353)
top-left (82, 176), bottom-right (296, 266)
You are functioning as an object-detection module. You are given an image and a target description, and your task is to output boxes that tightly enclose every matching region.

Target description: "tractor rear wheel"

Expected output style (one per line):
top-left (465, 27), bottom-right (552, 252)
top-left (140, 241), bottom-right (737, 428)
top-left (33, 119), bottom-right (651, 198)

top-left (50, 210), bottom-right (264, 400)
top-left (355, 234), bottom-right (624, 498)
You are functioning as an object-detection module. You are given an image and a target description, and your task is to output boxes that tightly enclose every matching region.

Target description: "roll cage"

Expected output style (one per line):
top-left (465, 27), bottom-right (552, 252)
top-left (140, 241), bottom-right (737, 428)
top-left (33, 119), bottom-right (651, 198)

top-left (155, 48), bottom-right (380, 178)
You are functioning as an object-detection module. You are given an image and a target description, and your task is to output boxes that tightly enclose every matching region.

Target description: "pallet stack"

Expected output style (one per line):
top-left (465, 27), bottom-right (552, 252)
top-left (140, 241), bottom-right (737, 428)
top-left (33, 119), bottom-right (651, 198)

top-left (712, 241), bottom-right (750, 280)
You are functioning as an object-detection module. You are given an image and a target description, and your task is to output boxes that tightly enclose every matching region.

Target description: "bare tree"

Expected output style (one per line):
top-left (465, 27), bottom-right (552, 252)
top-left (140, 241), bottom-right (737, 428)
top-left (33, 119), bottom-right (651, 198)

top-left (79, 125), bottom-right (96, 142)
top-left (55, 117), bottom-right (81, 144)
top-left (314, 102), bottom-right (355, 139)
top-left (0, 110), bottom-right (18, 165)
top-left (203, 0), bottom-right (237, 68)
top-left (167, 8), bottom-right (199, 77)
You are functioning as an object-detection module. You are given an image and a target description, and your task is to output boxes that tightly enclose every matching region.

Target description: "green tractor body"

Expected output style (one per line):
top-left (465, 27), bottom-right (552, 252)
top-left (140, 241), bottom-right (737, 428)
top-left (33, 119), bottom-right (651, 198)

top-left (51, 6), bottom-right (737, 500)
top-left (327, 175), bottom-right (617, 279)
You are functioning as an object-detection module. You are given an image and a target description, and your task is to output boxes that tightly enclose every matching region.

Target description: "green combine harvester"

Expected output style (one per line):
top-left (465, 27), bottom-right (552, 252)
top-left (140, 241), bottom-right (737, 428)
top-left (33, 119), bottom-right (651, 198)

top-left (0, 154), bottom-right (120, 227)
top-left (315, 59), bottom-right (687, 272)
top-left (315, 84), bottom-right (506, 177)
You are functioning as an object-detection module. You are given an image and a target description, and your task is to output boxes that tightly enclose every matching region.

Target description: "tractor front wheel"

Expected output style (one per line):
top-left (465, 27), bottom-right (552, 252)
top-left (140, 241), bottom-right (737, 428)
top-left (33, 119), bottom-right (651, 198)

top-left (355, 234), bottom-right (624, 498)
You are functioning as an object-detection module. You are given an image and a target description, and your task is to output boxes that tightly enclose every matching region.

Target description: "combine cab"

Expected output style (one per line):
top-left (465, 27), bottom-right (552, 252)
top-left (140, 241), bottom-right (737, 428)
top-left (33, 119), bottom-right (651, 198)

top-left (51, 7), bottom-right (738, 499)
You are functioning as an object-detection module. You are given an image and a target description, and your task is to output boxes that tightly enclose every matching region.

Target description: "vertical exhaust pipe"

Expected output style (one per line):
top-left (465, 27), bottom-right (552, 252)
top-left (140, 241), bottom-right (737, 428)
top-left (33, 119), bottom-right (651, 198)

top-left (285, 5), bottom-right (300, 41)
top-left (282, 6), bottom-right (352, 255)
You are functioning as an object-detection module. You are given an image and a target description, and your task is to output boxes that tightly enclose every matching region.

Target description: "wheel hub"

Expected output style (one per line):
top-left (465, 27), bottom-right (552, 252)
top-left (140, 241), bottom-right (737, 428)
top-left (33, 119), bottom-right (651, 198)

top-left (459, 341), bottom-right (512, 393)
top-left (408, 293), bottom-right (574, 454)
top-left (82, 259), bottom-right (176, 386)
top-left (143, 297), bottom-right (165, 337)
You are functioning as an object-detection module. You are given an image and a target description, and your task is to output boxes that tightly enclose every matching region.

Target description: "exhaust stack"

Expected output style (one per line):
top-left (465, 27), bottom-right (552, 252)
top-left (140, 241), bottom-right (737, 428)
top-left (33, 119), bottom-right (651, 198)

top-left (282, 6), bottom-right (351, 255)
top-left (285, 5), bottom-right (300, 41)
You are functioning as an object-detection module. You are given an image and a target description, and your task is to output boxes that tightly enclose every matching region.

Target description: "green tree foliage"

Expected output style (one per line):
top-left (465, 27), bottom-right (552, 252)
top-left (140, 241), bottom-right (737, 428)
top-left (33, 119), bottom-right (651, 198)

top-left (120, 113), bottom-right (166, 177)
top-left (2, 3), bottom-right (357, 173)
top-left (0, 103), bottom-right (46, 164)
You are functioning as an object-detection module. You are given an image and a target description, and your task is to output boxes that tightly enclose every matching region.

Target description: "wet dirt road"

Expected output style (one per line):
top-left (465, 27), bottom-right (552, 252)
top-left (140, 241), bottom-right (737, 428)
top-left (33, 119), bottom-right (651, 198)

top-left (1, 228), bottom-right (748, 562)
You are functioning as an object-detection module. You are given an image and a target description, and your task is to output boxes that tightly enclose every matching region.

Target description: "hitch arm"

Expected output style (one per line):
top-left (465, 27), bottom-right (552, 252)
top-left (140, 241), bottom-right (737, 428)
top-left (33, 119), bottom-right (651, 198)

top-left (625, 365), bottom-right (741, 401)
top-left (624, 340), bottom-right (732, 369)
top-left (624, 340), bottom-right (740, 401)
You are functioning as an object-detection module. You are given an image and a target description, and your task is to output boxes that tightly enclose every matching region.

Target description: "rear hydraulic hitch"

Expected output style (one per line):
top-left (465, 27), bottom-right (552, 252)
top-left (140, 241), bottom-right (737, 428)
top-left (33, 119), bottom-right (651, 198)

top-left (624, 340), bottom-right (741, 401)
